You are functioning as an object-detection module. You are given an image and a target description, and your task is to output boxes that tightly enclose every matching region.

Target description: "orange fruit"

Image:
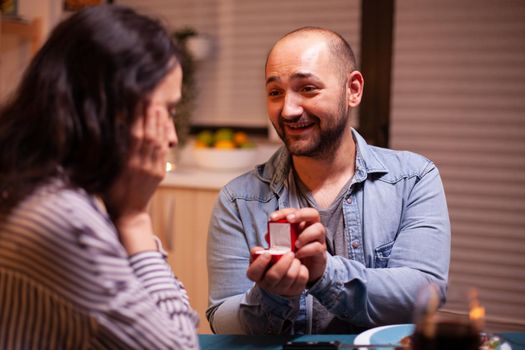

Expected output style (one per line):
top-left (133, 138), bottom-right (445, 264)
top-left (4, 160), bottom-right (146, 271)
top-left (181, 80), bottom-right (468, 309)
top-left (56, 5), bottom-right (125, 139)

top-left (239, 141), bottom-right (256, 149)
top-left (214, 140), bottom-right (235, 149)
top-left (233, 131), bottom-right (249, 146)
top-left (194, 140), bottom-right (209, 148)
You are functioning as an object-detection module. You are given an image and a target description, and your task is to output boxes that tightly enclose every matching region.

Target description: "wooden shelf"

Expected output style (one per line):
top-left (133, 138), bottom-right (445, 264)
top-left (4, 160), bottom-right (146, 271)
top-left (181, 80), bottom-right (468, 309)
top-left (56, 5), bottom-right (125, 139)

top-left (1, 17), bottom-right (42, 55)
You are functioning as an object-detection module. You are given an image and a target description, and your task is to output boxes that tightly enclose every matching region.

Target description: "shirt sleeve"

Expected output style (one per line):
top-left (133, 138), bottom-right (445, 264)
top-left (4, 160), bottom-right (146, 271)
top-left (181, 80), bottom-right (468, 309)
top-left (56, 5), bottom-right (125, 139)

top-left (206, 188), bottom-right (300, 335)
top-left (129, 251), bottom-right (198, 324)
top-left (308, 163), bottom-right (451, 327)
top-left (1, 184), bottom-right (200, 349)
top-left (68, 205), bottom-right (200, 349)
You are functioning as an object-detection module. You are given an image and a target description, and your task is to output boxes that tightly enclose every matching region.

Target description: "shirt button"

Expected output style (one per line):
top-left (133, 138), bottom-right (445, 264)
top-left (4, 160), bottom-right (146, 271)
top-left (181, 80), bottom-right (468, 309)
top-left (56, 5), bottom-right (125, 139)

top-left (346, 197), bottom-right (352, 203)
top-left (352, 241), bottom-right (360, 249)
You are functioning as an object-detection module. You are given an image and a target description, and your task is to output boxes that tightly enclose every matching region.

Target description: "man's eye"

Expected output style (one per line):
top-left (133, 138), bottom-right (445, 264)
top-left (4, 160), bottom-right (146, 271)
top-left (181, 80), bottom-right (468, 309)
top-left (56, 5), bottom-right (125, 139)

top-left (268, 90), bottom-right (281, 97)
top-left (301, 86), bottom-right (317, 93)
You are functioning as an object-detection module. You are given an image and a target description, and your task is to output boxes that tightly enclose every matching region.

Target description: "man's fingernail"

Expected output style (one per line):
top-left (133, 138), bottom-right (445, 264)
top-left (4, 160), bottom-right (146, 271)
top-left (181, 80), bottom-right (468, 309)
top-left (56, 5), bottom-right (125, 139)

top-left (287, 214), bottom-right (295, 221)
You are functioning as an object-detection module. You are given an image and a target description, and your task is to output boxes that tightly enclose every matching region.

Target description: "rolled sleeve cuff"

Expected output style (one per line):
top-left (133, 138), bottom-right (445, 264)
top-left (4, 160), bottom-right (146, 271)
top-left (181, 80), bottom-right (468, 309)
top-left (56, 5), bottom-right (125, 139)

top-left (255, 286), bottom-right (301, 318)
top-left (307, 255), bottom-right (344, 309)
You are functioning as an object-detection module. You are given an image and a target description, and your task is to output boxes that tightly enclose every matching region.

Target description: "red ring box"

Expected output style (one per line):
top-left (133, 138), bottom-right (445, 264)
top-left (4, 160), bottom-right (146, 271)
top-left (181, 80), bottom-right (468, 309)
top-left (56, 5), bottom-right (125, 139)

top-left (252, 219), bottom-right (298, 264)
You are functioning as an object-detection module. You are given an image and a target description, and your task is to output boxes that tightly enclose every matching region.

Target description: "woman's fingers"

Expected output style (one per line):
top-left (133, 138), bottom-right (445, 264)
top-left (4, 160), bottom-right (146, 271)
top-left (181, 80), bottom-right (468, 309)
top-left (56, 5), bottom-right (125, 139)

top-left (130, 106), bottom-right (173, 175)
top-left (143, 105), bottom-right (160, 143)
top-left (167, 119), bottom-right (178, 148)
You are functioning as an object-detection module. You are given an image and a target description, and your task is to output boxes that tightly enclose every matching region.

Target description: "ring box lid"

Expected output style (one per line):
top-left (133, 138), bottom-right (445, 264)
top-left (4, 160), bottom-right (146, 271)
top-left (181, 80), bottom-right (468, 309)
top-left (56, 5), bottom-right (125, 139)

top-left (267, 219), bottom-right (298, 252)
top-left (253, 219), bottom-right (298, 262)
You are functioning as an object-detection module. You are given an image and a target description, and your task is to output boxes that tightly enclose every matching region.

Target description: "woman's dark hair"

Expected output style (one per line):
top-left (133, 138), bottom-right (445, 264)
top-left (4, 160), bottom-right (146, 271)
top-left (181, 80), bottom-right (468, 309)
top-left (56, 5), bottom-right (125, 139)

top-left (0, 5), bottom-right (183, 214)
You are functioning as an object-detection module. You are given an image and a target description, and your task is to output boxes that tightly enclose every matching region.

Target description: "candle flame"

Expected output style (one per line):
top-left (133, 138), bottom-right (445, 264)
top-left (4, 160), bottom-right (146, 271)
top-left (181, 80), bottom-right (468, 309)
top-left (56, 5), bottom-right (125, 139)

top-left (166, 161), bottom-right (176, 172)
top-left (468, 288), bottom-right (485, 330)
top-left (469, 305), bottom-right (485, 320)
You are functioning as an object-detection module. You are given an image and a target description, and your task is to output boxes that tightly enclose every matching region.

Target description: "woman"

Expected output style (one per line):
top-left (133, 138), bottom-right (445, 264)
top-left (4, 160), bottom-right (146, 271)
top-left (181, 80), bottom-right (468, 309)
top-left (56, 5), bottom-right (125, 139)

top-left (0, 5), bottom-right (198, 349)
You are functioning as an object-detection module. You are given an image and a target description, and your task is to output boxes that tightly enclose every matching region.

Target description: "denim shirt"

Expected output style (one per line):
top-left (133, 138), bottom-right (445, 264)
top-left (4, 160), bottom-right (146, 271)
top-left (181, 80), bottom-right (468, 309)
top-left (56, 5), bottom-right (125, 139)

top-left (206, 129), bottom-right (450, 335)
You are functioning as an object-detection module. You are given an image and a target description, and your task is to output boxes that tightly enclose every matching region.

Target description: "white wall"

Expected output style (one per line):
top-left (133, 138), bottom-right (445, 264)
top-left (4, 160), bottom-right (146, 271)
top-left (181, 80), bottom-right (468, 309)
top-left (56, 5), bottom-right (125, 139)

top-left (117, 0), bottom-right (361, 128)
top-left (0, 0), bottom-right (62, 101)
top-left (18, 0), bottom-right (62, 36)
top-left (391, 0), bottom-right (525, 331)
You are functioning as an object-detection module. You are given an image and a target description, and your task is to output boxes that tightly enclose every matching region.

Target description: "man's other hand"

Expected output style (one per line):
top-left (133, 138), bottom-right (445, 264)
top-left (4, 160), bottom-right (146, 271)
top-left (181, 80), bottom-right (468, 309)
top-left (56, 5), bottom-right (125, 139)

top-left (247, 246), bottom-right (309, 297)
top-left (271, 208), bottom-right (328, 284)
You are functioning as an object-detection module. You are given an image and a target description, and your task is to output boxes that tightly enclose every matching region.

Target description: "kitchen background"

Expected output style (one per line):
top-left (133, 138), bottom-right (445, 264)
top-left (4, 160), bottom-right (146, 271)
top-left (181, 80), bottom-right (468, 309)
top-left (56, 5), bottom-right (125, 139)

top-left (1, 0), bottom-right (524, 333)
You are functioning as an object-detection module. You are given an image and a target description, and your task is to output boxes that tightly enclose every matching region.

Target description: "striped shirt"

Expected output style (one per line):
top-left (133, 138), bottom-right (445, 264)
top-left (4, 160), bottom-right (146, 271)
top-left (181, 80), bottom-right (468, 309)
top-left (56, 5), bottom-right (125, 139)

top-left (0, 179), bottom-right (199, 349)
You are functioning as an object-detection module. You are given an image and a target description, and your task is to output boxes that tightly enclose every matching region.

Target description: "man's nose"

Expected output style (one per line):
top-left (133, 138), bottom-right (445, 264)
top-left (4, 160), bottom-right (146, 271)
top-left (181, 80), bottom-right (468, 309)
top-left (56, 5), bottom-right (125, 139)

top-left (281, 93), bottom-right (303, 119)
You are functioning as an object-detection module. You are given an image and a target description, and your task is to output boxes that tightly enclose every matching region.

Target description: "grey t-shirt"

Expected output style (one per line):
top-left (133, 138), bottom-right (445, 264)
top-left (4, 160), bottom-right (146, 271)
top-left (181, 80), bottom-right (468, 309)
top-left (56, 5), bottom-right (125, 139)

top-left (288, 169), bottom-right (356, 334)
top-left (293, 171), bottom-right (352, 259)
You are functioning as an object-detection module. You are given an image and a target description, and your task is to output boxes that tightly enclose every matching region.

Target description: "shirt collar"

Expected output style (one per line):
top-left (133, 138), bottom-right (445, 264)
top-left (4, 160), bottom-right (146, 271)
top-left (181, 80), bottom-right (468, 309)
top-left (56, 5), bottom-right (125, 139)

top-left (257, 128), bottom-right (389, 191)
top-left (351, 128), bottom-right (389, 183)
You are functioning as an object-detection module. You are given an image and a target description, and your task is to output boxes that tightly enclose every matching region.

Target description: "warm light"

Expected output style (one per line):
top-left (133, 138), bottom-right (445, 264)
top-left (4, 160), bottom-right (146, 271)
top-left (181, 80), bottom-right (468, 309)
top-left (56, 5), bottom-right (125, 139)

top-left (166, 161), bottom-right (175, 172)
top-left (469, 305), bottom-right (485, 320)
top-left (468, 288), bottom-right (485, 330)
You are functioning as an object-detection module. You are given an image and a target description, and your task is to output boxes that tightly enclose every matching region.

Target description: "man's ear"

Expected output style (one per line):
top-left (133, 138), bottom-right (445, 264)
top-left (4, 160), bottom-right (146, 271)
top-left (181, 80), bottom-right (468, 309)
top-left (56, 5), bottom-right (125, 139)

top-left (346, 70), bottom-right (364, 107)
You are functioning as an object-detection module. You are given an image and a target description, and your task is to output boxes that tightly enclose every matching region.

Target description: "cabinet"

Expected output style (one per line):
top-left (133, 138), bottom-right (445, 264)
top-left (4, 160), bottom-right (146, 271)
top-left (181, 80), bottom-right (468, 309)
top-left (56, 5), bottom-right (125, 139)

top-left (0, 17), bottom-right (42, 55)
top-left (148, 186), bottom-right (219, 334)
top-left (0, 17), bottom-right (42, 99)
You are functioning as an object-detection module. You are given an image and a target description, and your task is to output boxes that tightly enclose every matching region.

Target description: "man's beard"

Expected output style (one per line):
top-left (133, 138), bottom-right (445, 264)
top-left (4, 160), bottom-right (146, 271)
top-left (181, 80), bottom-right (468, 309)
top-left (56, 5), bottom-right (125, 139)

top-left (275, 93), bottom-right (349, 159)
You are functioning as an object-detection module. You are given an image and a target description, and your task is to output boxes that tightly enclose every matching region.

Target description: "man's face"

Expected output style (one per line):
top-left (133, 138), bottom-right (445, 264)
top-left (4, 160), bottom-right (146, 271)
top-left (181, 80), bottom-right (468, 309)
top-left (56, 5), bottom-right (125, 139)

top-left (265, 36), bottom-right (350, 158)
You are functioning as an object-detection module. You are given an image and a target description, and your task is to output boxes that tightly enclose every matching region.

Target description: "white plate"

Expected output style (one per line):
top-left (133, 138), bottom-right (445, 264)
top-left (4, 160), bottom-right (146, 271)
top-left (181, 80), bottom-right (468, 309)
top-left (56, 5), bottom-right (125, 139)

top-left (354, 324), bottom-right (512, 350)
top-left (193, 147), bottom-right (257, 171)
top-left (354, 324), bottom-right (414, 350)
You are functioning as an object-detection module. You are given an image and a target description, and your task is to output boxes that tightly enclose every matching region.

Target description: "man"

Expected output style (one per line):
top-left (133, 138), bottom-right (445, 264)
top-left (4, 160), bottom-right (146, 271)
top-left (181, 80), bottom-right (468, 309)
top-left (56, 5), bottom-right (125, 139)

top-left (206, 27), bottom-right (450, 335)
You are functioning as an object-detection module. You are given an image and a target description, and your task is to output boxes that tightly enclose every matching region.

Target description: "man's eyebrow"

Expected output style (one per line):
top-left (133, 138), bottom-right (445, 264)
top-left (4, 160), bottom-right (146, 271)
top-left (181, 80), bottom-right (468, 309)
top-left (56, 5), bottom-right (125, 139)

top-left (291, 72), bottom-right (316, 80)
top-left (266, 72), bottom-right (321, 86)
top-left (266, 76), bottom-right (280, 85)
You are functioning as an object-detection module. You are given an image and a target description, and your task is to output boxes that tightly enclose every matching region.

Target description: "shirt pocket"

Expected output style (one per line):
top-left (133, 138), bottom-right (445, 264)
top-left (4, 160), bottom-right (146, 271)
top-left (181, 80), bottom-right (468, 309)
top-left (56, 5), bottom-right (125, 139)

top-left (374, 240), bottom-right (395, 268)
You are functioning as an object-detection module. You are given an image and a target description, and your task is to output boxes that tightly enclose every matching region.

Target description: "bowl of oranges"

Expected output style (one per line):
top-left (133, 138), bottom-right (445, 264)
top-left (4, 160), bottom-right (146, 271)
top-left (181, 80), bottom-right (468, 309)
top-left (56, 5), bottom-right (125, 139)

top-left (193, 128), bottom-right (257, 171)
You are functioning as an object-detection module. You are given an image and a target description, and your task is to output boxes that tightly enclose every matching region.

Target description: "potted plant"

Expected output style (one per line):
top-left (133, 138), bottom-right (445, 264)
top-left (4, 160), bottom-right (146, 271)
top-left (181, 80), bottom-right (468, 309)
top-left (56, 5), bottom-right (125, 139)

top-left (172, 27), bottom-right (198, 148)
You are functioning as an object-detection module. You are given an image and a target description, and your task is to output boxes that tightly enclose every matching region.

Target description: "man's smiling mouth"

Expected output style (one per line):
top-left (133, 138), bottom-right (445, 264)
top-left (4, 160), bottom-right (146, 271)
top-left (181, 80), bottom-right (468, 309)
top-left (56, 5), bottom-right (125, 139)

top-left (284, 120), bottom-right (316, 129)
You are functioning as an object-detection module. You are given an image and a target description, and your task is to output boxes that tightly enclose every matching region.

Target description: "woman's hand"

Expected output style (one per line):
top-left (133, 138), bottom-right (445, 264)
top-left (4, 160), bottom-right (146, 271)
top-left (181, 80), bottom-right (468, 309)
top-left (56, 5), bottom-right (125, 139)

top-left (104, 105), bottom-right (176, 254)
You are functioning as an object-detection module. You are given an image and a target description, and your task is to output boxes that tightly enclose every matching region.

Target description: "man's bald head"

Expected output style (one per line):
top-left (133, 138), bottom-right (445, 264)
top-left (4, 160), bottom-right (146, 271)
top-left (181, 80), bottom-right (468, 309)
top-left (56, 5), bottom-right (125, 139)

top-left (266, 27), bottom-right (357, 81)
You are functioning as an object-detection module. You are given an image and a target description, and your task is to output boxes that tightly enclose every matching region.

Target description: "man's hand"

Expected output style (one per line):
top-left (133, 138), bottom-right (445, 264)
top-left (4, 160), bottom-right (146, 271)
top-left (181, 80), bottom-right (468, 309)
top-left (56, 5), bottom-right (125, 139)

top-left (247, 247), bottom-right (309, 297)
top-left (270, 208), bottom-right (327, 284)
